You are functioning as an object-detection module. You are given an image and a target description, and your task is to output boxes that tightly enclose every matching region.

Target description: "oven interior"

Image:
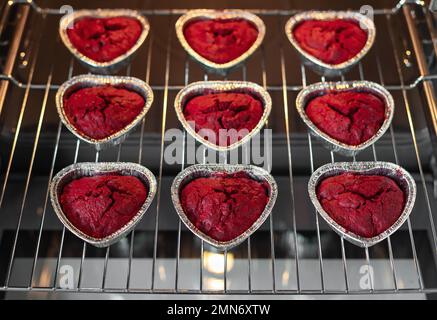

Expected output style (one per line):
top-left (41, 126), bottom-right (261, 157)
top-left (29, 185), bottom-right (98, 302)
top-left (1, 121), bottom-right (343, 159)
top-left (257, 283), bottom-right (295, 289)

top-left (0, 0), bottom-right (437, 299)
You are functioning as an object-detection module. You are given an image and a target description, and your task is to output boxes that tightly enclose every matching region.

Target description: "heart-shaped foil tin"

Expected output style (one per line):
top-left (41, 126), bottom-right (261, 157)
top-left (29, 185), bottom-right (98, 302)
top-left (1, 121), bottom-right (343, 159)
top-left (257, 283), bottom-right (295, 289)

top-left (50, 162), bottom-right (157, 248)
top-left (295, 80), bottom-right (394, 157)
top-left (285, 11), bottom-right (375, 77)
top-left (308, 161), bottom-right (416, 248)
top-left (56, 74), bottom-right (154, 151)
top-left (175, 9), bottom-right (265, 75)
top-left (171, 164), bottom-right (278, 250)
top-left (174, 81), bottom-right (272, 152)
top-left (59, 9), bottom-right (150, 74)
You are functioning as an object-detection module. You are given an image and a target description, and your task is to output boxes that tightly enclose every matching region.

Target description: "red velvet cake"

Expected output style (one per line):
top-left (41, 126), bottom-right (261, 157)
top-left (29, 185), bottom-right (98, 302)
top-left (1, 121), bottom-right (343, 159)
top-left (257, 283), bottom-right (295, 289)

top-left (317, 173), bottom-right (405, 238)
top-left (305, 91), bottom-right (385, 146)
top-left (67, 17), bottom-right (142, 62)
top-left (180, 172), bottom-right (269, 241)
top-left (293, 19), bottom-right (368, 65)
top-left (63, 85), bottom-right (145, 140)
top-left (183, 18), bottom-right (258, 63)
top-left (183, 92), bottom-right (263, 146)
top-left (60, 175), bottom-right (148, 239)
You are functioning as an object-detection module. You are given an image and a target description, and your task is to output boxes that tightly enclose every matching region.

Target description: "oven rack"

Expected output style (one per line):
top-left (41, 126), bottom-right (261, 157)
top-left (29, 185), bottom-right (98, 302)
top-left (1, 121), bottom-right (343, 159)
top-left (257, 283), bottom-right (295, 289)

top-left (0, 0), bottom-right (436, 297)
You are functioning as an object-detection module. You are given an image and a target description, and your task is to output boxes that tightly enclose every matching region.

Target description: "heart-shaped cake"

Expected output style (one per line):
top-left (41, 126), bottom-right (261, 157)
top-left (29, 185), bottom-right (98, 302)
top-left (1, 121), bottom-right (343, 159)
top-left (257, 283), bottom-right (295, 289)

top-left (176, 10), bottom-right (265, 73)
top-left (60, 9), bottom-right (149, 73)
top-left (56, 75), bottom-right (154, 150)
top-left (308, 162), bottom-right (416, 247)
top-left (317, 173), bottom-right (404, 238)
top-left (50, 162), bottom-right (157, 247)
top-left (285, 11), bottom-right (375, 76)
top-left (63, 85), bottom-right (145, 140)
top-left (180, 171), bottom-right (269, 242)
top-left (183, 92), bottom-right (263, 147)
top-left (305, 90), bottom-right (385, 146)
top-left (295, 81), bottom-right (394, 156)
top-left (175, 81), bottom-right (272, 151)
top-left (293, 19), bottom-right (367, 65)
top-left (183, 18), bottom-right (258, 64)
top-left (60, 174), bottom-right (147, 239)
top-left (171, 164), bottom-right (277, 249)
top-left (67, 16), bottom-right (143, 63)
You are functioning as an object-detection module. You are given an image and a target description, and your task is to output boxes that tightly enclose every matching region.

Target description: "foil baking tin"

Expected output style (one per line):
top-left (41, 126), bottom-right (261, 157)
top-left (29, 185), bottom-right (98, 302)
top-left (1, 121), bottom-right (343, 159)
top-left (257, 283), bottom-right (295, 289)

top-left (171, 164), bottom-right (278, 250)
top-left (59, 9), bottom-right (150, 74)
top-left (50, 162), bottom-right (157, 248)
top-left (285, 11), bottom-right (375, 77)
top-left (308, 161), bottom-right (416, 247)
top-left (175, 9), bottom-right (265, 75)
top-left (295, 80), bottom-right (394, 157)
top-left (56, 74), bottom-right (154, 151)
top-left (174, 80), bottom-right (272, 152)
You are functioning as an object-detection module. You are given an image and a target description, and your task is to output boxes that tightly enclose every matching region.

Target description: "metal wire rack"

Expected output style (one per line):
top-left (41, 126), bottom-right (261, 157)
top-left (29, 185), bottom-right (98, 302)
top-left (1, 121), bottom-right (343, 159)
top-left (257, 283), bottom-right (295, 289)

top-left (0, 0), bottom-right (437, 297)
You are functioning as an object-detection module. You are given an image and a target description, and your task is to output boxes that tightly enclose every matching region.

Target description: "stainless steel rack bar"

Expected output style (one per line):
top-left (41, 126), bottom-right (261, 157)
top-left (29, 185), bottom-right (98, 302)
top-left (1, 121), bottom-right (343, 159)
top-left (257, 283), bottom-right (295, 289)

top-left (2, 74), bottom-right (437, 92)
top-left (385, 11), bottom-right (426, 290)
top-left (150, 21), bottom-right (172, 291)
top-left (0, 0), bottom-right (437, 297)
top-left (280, 47), bottom-right (300, 292)
top-left (9, 0), bottom-right (426, 16)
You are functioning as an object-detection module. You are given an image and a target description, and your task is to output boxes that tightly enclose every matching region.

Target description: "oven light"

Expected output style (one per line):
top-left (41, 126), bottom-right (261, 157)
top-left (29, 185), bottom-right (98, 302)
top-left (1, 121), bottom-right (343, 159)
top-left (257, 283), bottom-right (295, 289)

top-left (205, 278), bottom-right (227, 290)
top-left (282, 271), bottom-right (290, 286)
top-left (203, 251), bottom-right (234, 274)
top-left (158, 265), bottom-right (167, 281)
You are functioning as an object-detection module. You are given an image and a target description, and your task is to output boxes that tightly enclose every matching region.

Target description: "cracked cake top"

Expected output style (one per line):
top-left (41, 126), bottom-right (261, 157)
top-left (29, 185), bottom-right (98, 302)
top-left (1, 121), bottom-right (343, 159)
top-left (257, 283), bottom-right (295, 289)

top-left (67, 16), bottom-right (143, 62)
top-left (60, 174), bottom-right (148, 239)
top-left (180, 172), bottom-right (269, 241)
top-left (183, 18), bottom-right (258, 64)
top-left (183, 92), bottom-right (264, 147)
top-left (63, 85), bottom-right (145, 140)
top-left (292, 19), bottom-right (368, 65)
top-left (317, 173), bottom-right (405, 238)
top-left (305, 90), bottom-right (385, 146)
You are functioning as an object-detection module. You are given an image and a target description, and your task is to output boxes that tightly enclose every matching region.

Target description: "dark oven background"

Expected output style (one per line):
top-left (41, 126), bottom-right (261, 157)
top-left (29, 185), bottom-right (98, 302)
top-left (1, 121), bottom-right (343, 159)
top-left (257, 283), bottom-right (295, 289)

top-left (0, 0), bottom-right (437, 298)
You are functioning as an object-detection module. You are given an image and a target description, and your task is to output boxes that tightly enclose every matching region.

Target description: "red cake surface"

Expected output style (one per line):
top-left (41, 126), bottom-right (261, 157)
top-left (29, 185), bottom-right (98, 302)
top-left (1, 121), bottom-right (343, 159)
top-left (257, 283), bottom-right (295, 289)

top-left (63, 85), bottom-right (145, 140)
top-left (180, 172), bottom-right (269, 241)
top-left (183, 92), bottom-right (263, 146)
top-left (60, 175), bottom-right (148, 239)
top-left (305, 91), bottom-right (385, 146)
top-left (183, 18), bottom-right (258, 63)
top-left (317, 173), bottom-right (405, 238)
top-left (293, 19), bottom-right (368, 65)
top-left (67, 16), bottom-right (142, 62)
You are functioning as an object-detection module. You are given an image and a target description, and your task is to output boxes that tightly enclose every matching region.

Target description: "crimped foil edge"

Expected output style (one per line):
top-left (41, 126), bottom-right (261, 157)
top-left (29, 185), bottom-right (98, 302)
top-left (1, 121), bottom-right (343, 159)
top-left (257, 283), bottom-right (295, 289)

top-left (175, 9), bottom-right (265, 73)
top-left (49, 162), bottom-right (157, 248)
top-left (285, 11), bottom-right (376, 76)
top-left (171, 164), bottom-right (278, 250)
top-left (295, 80), bottom-right (394, 156)
top-left (174, 80), bottom-right (272, 152)
top-left (308, 161), bottom-right (416, 247)
top-left (59, 9), bottom-right (150, 73)
top-left (55, 74), bottom-right (154, 150)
